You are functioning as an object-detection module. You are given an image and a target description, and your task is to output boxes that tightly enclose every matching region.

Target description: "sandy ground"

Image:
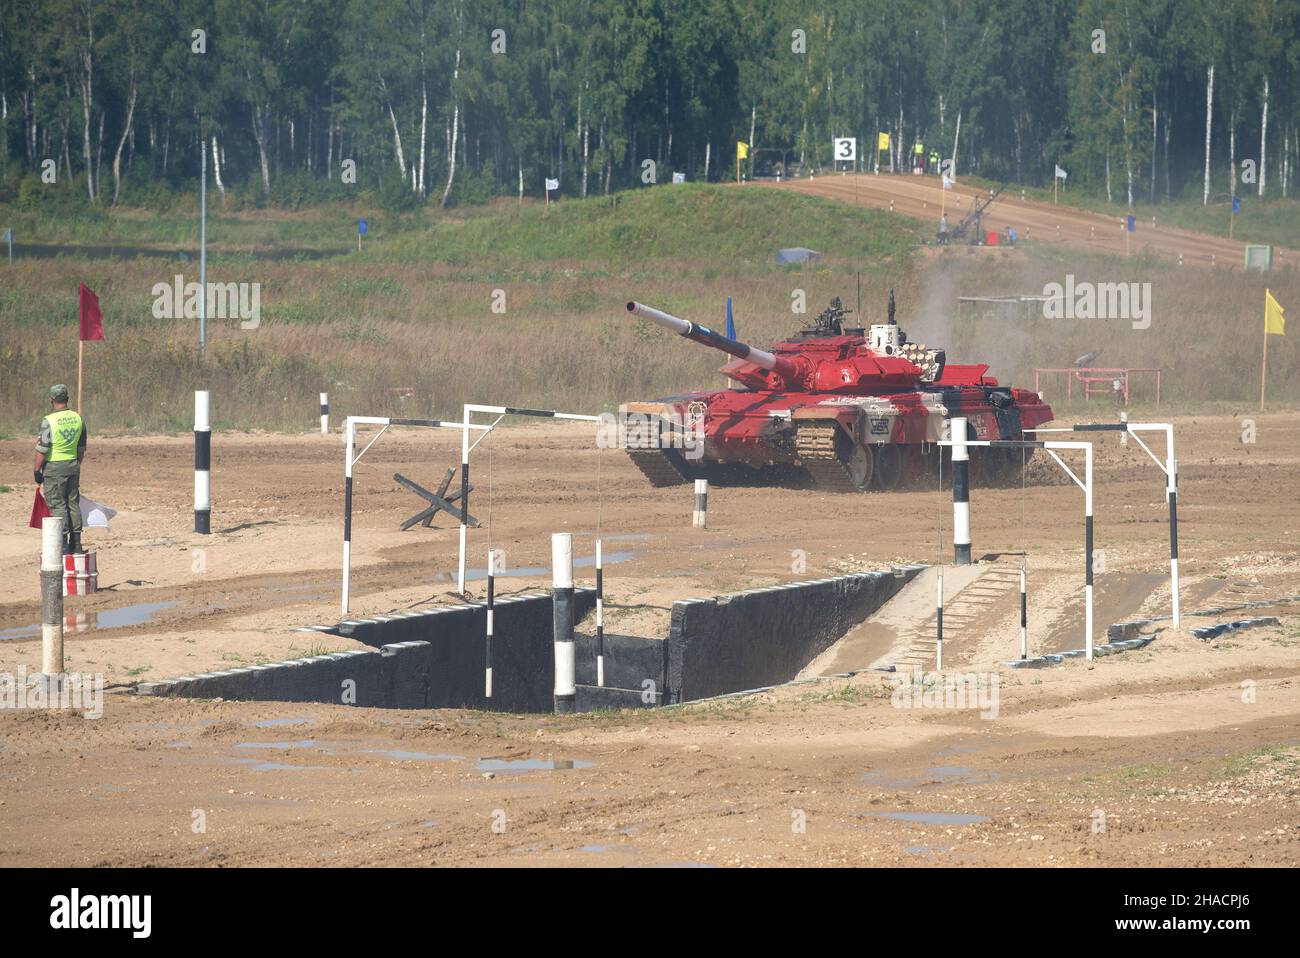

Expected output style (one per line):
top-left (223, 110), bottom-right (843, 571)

top-left (770, 172), bottom-right (1292, 270)
top-left (1, 412), bottom-right (1298, 866)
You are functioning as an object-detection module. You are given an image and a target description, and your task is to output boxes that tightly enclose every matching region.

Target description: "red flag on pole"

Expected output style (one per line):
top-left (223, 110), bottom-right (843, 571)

top-left (79, 282), bottom-right (105, 341)
top-left (29, 488), bottom-right (52, 529)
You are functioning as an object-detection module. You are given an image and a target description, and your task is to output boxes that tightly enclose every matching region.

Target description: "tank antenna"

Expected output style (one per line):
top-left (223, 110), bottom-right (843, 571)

top-left (887, 288), bottom-right (896, 326)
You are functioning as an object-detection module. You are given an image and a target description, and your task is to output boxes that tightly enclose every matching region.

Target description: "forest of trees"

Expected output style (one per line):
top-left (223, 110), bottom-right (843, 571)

top-left (0, 0), bottom-right (1296, 210)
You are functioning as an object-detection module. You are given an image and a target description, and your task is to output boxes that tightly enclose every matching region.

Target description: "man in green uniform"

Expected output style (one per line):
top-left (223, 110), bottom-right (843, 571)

top-left (34, 384), bottom-right (87, 555)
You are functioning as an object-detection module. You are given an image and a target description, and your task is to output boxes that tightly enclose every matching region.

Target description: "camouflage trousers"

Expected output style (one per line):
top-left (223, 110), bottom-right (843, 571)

top-left (43, 459), bottom-right (83, 537)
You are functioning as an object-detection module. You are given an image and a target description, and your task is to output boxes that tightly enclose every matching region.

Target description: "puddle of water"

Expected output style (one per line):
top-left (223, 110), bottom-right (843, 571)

top-left (579, 844), bottom-right (610, 853)
top-left (476, 758), bottom-right (594, 774)
top-left (362, 749), bottom-right (462, 762)
top-left (250, 716), bottom-right (318, 728)
top-left (1, 600), bottom-right (178, 641)
top-left (871, 811), bottom-right (988, 826)
top-left (227, 757), bottom-right (326, 772)
top-left (236, 739), bottom-right (321, 750)
top-left (862, 766), bottom-right (1000, 789)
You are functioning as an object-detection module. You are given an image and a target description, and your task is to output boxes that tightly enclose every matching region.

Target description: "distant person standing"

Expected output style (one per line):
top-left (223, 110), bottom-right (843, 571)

top-left (938, 214), bottom-right (949, 246)
top-left (34, 384), bottom-right (87, 555)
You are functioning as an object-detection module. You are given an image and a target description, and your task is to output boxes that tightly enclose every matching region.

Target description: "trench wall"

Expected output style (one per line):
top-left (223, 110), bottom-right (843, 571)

top-left (666, 566), bottom-right (925, 702)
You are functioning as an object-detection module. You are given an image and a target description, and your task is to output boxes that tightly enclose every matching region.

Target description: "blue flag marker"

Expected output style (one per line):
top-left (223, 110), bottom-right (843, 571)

top-left (725, 297), bottom-right (736, 340)
top-left (358, 218), bottom-right (368, 236)
top-left (1232, 195), bottom-right (1241, 214)
top-left (1126, 215), bottom-right (1136, 233)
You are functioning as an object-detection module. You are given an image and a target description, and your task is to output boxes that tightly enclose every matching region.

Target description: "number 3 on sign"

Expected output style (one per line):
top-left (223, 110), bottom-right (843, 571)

top-left (834, 137), bottom-right (856, 162)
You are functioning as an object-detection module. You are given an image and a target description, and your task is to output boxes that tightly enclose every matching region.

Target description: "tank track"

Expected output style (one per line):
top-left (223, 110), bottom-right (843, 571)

top-left (626, 450), bottom-right (691, 487)
top-left (794, 422), bottom-right (864, 493)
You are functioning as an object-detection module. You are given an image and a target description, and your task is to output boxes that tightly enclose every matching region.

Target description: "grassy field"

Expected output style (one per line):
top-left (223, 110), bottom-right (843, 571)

top-left (0, 183), bottom-right (1296, 436)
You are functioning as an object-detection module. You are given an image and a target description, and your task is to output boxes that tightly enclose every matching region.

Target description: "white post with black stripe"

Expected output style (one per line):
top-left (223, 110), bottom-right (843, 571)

top-left (950, 417), bottom-right (972, 564)
top-left (552, 532), bottom-right (576, 713)
top-left (342, 417), bottom-right (356, 615)
top-left (341, 415), bottom-right (492, 616)
top-left (1084, 443), bottom-right (1094, 659)
top-left (458, 403), bottom-right (604, 594)
top-left (194, 390), bottom-right (211, 534)
top-left (457, 404), bottom-right (471, 594)
top-left (941, 435), bottom-right (1095, 660)
top-left (1019, 564), bottom-right (1028, 660)
top-left (485, 547), bottom-right (496, 698)
top-left (41, 516), bottom-right (64, 678)
top-left (595, 539), bottom-right (605, 687)
top-left (320, 393), bottom-right (329, 434)
top-left (1167, 453), bottom-right (1180, 628)
top-left (1028, 422), bottom-right (1178, 627)
top-left (693, 478), bottom-right (708, 528)
top-left (935, 571), bottom-right (944, 670)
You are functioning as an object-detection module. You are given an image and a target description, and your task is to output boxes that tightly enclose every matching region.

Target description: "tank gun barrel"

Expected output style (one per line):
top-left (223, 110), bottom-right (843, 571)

top-left (626, 301), bottom-right (800, 381)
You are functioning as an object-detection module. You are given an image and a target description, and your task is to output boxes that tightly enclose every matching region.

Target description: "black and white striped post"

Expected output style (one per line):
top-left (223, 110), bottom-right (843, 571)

top-left (41, 516), bottom-right (64, 678)
top-left (950, 417), bottom-right (972, 564)
top-left (1019, 564), bottom-right (1028, 660)
top-left (1168, 460), bottom-right (1180, 627)
top-left (935, 571), bottom-right (944, 670)
top-left (693, 479), bottom-right (708, 528)
top-left (1029, 422), bottom-right (1179, 627)
top-left (485, 547), bottom-right (495, 698)
top-left (194, 390), bottom-right (211, 534)
top-left (552, 532), bottom-right (576, 713)
top-left (458, 404), bottom-right (604, 594)
top-left (595, 539), bottom-right (605, 687)
top-left (320, 393), bottom-right (329, 434)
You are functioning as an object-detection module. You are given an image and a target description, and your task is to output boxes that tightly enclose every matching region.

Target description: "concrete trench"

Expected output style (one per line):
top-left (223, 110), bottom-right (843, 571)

top-left (137, 567), bottom-right (925, 713)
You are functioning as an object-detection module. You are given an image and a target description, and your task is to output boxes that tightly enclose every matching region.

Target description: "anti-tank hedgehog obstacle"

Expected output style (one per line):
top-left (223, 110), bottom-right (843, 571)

top-left (341, 415), bottom-right (492, 615)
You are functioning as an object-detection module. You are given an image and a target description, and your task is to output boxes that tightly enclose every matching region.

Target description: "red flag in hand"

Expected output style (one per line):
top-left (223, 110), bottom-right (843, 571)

top-left (29, 488), bottom-right (52, 529)
top-left (79, 282), bottom-right (105, 341)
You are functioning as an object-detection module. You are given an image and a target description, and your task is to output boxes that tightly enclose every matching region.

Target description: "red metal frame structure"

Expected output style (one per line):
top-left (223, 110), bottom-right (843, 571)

top-left (1035, 367), bottom-right (1162, 406)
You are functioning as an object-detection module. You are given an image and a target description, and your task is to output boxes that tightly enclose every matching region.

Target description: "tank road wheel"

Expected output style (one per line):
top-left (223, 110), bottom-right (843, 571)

top-left (796, 422), bottom-right (874, 492)
top-left (843, 441), bottom-right (874, 490)
top-left (874, 444), bottom-right (904, 491)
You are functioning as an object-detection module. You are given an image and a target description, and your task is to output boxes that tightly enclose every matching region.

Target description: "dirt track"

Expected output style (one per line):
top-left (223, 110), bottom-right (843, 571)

top-left (771, 172), bottom-right (1291, 270)
top-left (1, 413), bottom-right (1298, 866)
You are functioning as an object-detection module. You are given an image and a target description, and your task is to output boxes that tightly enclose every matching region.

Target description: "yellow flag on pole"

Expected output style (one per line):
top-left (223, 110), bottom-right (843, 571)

top-left (1265, 289), bottom-right (1285, 335)
top-left (736, 141), bottom-right (748, 160)
top-left (877, 132), bottom-right (890, 150)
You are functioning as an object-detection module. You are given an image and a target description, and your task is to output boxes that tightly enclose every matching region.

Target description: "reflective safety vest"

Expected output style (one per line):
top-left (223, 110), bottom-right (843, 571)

top-left (914, 142), bottom-right (924, 156)
top-left (45, 409), bottom-right (84, 462)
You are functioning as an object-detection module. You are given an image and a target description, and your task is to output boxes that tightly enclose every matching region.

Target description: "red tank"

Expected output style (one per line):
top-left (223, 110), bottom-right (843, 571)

top-left (619, 295), bottom-right (1054, 491)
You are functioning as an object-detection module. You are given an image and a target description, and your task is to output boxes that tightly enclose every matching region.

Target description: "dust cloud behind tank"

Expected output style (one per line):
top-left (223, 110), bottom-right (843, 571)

top-left (619, 294), bottom-right (1054, 492)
